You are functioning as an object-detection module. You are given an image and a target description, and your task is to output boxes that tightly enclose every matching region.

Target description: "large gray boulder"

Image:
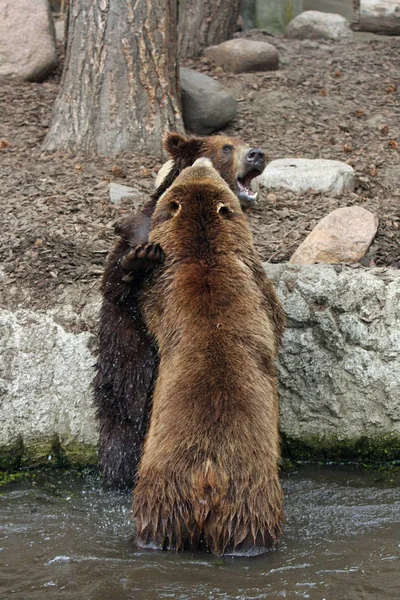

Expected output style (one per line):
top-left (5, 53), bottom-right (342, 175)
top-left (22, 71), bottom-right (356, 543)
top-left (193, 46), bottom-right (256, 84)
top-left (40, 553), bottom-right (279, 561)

top-left (204, 39), bottom-right (279, 74)
top-left (180, 68), bottom-right (237, 135)
top-left (0, 304), bottom-right (99, 467)
top-left (259, 158), bottom-right (355, 196)
top-left (1, 265), bottom-right (399, 467)
top-left (286, 11), bottom-right (353, 41)
top-left (268, 264), bottom-right (400, 446)
top-left (0, 0), bottom-right (57, 82)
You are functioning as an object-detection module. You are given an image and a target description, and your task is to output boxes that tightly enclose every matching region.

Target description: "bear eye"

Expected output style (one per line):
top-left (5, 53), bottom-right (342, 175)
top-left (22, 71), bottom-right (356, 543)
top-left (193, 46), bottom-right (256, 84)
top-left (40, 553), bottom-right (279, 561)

top-left (222, 145), bottom-right (233, 154)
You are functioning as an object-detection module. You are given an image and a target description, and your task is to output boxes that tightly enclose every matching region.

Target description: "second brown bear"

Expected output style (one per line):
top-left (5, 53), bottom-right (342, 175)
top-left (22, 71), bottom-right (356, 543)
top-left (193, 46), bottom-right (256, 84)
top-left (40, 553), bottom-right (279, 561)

top-left (133, 159), bottom-right (285, 556)
top-left (94, 132), bottom-right (266, 490)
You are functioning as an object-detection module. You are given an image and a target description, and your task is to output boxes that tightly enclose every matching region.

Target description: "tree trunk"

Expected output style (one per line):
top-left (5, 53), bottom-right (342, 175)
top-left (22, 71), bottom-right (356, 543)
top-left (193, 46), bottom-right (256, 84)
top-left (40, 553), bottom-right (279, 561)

top-left (178, 0), bottom-right (241, 59)
top-left (352, 0), bottom-right (400, 35)
top-left (43, 0), bottom-right (184, 157)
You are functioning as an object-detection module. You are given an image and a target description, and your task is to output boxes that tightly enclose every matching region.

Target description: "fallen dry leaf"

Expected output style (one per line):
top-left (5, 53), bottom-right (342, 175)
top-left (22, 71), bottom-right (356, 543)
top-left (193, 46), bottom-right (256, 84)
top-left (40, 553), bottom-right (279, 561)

top-left (111, 165), bottom-right (125, 178)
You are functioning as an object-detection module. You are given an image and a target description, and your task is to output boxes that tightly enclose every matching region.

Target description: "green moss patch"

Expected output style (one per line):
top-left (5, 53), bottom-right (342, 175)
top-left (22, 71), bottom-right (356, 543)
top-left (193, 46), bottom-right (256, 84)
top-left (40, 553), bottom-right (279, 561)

top-left (0, 437), bottom-right (98, 472)
top-left (0, 471), bottom-right (32, 487)
top-left (62, 443), bottom-right (98, 467)
top-left (282, 433), bottom-right (400, 466)
top-left (1, 433), bottom-right (399, 473)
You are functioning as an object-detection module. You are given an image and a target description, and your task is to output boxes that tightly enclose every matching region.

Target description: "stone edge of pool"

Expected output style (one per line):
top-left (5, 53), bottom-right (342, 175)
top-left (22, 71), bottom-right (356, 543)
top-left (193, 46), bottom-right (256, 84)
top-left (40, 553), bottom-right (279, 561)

top-left (1, 264), bottom-right (399, 471)
top-left (1, 434), bottom-right (400, 472)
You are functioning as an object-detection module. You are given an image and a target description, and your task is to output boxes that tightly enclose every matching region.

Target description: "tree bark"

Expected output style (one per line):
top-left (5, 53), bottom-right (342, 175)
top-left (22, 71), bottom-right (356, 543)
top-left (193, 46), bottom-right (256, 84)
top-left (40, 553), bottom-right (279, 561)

top-left (178, 0), bottom-right (241, 59)
top-left (43, 0), bottom-right (184, 157)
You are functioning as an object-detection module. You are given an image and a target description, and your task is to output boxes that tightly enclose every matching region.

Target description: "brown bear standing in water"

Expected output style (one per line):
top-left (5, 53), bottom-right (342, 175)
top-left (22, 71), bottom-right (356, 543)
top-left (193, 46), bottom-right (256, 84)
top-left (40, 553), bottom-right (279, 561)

top-left (133, 159), bottom-right (285, 556)
top-left (93, 133), bottom-right (267, 490)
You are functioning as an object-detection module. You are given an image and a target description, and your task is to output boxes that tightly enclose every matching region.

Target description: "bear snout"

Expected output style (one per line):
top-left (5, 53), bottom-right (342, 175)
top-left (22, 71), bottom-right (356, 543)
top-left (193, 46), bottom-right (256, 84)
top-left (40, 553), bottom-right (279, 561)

top-left (245, 148), bottom-right (265, 171)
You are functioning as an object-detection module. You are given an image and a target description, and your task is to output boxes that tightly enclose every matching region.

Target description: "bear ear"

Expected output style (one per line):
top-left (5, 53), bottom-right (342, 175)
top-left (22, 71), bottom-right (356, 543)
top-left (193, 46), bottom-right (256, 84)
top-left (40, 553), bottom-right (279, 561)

top-left (168, 200), bottom-right (181, 216)
top-left (217, 202), bottom-right (234, 218)
top-left (163, 132), bottom-right (188, 158)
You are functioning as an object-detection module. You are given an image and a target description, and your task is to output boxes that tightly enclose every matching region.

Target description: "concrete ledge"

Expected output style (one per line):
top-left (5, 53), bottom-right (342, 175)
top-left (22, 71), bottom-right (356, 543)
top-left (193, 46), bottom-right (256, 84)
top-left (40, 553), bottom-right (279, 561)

top-left (1, 265), bottom-right (399, 469)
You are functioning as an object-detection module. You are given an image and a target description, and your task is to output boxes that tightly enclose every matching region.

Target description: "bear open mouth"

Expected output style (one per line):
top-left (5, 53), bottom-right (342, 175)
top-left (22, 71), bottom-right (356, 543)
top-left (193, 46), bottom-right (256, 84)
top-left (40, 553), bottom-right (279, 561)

top-left (236, 169), bottom-right (260, 206)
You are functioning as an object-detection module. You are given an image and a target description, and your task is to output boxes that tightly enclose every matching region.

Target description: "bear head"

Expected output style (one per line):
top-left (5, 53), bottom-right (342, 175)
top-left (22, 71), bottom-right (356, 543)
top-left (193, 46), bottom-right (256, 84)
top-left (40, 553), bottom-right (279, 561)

top-left (157, 132), bottom-right (266, 209)
top-left (149, 158), bottom-right (253, 261)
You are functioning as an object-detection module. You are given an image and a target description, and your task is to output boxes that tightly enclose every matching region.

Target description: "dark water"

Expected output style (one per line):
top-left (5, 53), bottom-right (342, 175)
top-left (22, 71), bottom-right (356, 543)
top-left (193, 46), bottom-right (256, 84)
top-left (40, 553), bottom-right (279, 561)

top-left (1, 467), bottom-right (399, 600)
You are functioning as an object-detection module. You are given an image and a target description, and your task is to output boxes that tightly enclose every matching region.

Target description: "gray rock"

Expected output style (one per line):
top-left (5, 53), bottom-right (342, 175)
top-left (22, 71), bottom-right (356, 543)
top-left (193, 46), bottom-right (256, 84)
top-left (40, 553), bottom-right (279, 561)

top-left (1, 265), bottom-right (399, 466)
top-left (180, 68), bottom-right (237, 135)
top-left (0, 306), bottom-right (98, 464)
top-left (266, 264), bottom-right (400, 443)
top-left (259, 158), bottom-right (355, 195)
top-left (204, 39), bottom-right (279, 74)
top-left (0, 0), bottom-right (57, 82)
top-left (55, 19), bottom-right (65, 44)
top-left (286, 11), bottom-right (354, 41)
top-left (155, 159), bottom-right (173, 189)
top-left (109, 182), bottom-right (141, 205)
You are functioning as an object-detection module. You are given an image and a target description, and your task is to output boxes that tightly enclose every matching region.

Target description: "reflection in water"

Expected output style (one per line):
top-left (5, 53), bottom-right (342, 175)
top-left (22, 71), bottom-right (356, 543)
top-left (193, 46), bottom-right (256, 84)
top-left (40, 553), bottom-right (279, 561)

top-left (1, 466), bottom-right (399, 599)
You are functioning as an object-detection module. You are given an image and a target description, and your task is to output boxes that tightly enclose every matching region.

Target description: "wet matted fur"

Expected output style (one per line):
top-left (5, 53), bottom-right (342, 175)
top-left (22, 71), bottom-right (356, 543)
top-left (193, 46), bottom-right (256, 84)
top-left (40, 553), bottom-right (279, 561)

top-left (93, 133), bottom-right (266, 490)
top-left (133, 160), bottom-right (285, 556)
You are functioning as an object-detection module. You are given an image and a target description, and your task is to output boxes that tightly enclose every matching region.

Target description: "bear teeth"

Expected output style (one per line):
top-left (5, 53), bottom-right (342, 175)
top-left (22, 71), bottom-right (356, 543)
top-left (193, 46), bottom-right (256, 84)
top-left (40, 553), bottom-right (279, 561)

top-left (237, 176), bottom-right (258, 205)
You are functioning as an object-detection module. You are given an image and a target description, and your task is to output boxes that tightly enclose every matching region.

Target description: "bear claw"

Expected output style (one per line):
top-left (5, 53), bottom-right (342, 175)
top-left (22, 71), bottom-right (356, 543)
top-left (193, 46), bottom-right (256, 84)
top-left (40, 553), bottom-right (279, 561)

top-left (121, 243), bottom-right (165, 282)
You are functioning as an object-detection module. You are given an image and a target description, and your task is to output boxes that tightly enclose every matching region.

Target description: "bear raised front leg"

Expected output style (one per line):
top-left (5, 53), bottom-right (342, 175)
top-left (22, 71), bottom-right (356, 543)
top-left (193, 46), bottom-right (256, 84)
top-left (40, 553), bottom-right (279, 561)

top-left (121, 243), bottom-right (165, 283)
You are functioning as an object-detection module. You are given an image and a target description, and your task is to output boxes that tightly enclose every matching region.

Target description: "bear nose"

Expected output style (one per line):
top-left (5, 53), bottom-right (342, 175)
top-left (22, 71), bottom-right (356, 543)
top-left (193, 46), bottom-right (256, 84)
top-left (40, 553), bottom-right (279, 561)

top-left (245, 148), bottom-right (265, 169)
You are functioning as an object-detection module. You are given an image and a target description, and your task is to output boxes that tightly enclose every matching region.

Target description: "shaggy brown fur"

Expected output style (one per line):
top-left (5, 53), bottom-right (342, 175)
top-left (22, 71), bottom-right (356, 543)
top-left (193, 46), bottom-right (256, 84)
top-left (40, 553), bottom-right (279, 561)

top-left (93, 133), bottom-right (266, 490)
top-left (133, 160), bottom-right (285, 556)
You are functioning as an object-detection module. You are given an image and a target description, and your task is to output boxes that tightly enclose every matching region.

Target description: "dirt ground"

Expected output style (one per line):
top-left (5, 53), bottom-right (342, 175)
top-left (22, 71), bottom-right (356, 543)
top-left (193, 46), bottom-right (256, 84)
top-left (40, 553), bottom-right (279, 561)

top-left (1, 34), bottom-right (399, 311)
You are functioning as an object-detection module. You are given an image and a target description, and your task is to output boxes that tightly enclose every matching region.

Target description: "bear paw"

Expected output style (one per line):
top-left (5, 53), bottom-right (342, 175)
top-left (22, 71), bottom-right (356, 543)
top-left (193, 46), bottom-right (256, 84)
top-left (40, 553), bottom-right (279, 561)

top-left (121, 243), bottom-right (165, 282)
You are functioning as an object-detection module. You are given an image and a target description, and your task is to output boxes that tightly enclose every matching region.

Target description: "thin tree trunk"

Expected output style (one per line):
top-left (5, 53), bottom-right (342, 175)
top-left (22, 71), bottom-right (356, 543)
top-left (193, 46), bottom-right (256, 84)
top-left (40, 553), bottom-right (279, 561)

top-left (43, 0), bottom-right (184, 157)
top-left (179, 0), bottom-right (241, 59)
